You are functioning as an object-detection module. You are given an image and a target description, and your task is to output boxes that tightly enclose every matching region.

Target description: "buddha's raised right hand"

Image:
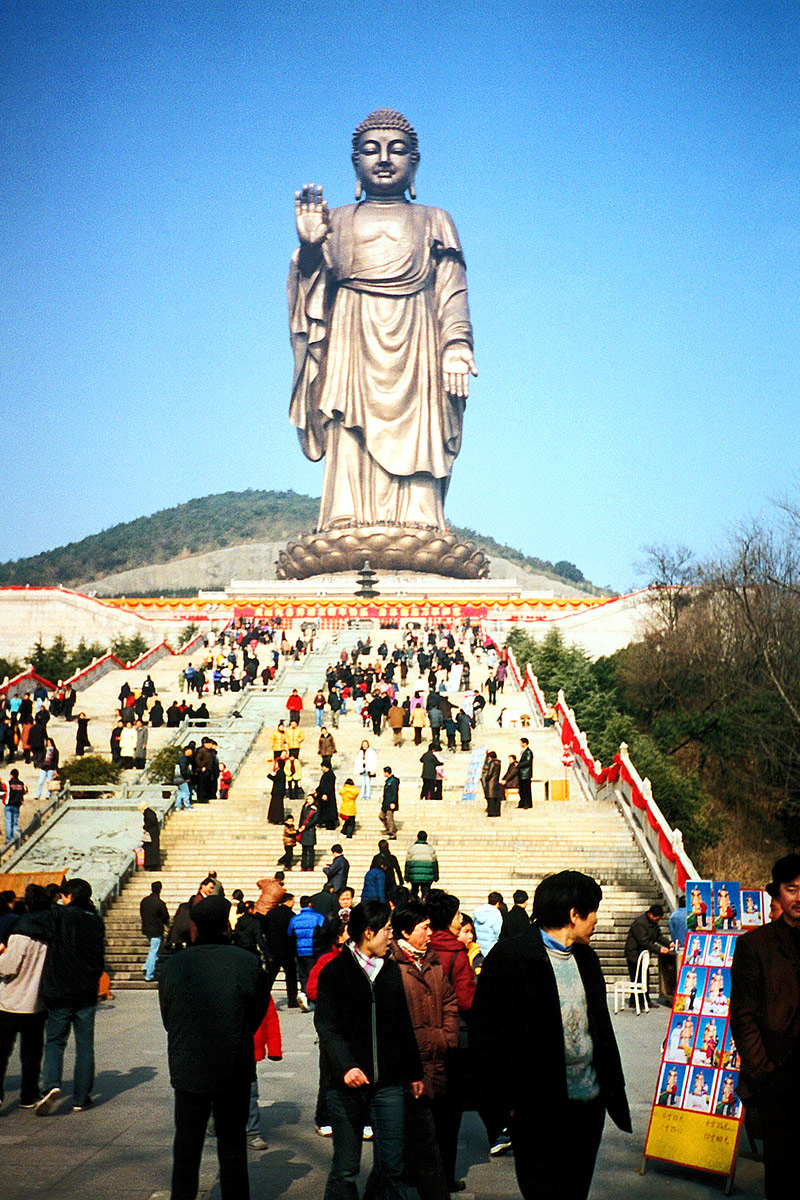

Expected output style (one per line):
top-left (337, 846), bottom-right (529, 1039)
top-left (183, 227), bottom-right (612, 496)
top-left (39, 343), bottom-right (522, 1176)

top-left (295, 184), bottom-right (330, 246)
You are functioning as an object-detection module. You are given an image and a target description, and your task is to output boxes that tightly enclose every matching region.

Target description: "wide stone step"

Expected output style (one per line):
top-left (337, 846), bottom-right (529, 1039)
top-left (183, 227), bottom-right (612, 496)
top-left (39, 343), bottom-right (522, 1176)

top-left (104, 635), bottom-right (667, 990)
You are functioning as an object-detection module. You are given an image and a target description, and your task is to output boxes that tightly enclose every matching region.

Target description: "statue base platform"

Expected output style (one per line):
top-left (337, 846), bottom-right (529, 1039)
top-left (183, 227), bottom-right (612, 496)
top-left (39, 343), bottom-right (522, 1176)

top-left (276, 525), bottom-right (490, 581)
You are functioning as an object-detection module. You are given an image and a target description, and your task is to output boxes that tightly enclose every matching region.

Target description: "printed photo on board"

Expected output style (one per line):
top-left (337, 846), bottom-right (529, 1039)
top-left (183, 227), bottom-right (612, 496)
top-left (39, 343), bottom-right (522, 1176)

top-left (701, 967), bottom-right (731, 1016)
top-left (713, 881), bottom-right (741, 930)
top-left (703, 934), bottom-right (729, 966)
top-left (740, 889), bottom-right (764, 927)
top-left (656, 1061), bottom-right (687, 1108)
top-left (685, 933), bottom-right (706, 965)
top-left (675, 964), bottom-right (708, 1013)
top-left (687, 881), bottom-right (713, 932)
top-left (720, 1025), bottom-right (741, 1072)
top-left (682, 1066), bottom-right (715, 1113)
top-left (665, 1013), bottom-right (697, 1063)
top-left (713, 1071), bottom-right (742, 1119)
top-left (691, 1017), bottom-right (727, 1068)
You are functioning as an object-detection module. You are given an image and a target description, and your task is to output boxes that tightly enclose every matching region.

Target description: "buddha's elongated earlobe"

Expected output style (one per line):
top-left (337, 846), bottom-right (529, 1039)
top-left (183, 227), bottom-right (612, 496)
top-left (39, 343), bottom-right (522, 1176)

top-left (408, 182), bottom-right (416, 199)
top-left (355, 179), bottom-right (363, 201)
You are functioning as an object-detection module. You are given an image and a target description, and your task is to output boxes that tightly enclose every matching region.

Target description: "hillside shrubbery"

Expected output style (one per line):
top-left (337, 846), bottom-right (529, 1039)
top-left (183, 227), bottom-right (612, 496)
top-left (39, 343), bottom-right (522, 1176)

top-left (507, 628), bottom-right (715, 857)
top-left (30, 636), bottom-right (106, 683)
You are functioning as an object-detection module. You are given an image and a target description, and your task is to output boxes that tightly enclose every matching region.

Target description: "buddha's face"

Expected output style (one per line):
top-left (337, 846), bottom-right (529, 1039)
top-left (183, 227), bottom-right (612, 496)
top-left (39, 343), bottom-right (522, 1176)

top-left (353, 128), bottom-right (416, 197)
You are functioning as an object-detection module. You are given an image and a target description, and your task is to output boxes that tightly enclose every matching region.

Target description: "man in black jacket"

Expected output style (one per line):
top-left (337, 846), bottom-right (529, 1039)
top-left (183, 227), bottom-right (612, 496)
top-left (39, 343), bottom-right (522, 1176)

top-left (140, 881), bottom-right (170, 981)
top-left (730, 853), bottom-right (800, 1198)
top-left (624, 904), bottom-right (672, 1004)
top-left (33, 878), bottom-right (105, 1115)
top-left (499, 890), bottom-right (530, 939)
top-left (323, 845), bottom-right (350, 895)
top-left (262, 893), bottom-right (300, 1006)
top-left (315, 899), bottom-right (423, 1200)
top-left (517, 738), bottom-right (533, 808)
top-left (160, 894), bottom-right (269, 1200)
top-left (380, 767), bottom-right (399, 838)
top-left (471, 871), bottom-right (631, 1200)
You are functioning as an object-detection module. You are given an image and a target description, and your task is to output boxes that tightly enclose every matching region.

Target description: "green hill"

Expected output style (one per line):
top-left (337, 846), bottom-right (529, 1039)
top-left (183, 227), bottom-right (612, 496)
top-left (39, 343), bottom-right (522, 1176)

top-left (0, 489), bottom-right (600, 593)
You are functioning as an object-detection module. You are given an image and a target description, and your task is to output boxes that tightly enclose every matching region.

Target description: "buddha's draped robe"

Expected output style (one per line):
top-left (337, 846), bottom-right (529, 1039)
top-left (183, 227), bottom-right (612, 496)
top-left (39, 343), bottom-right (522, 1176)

top-left (288, 201), bottom-right (473, 529)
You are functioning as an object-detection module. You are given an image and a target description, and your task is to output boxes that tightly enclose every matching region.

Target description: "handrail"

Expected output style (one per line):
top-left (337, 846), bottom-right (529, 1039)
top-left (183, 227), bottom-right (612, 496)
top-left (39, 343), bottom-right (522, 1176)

top-left (0, 784), bottom-right (71, 867)
top-left (488, 635), bottom-right (697, 903)
top-left (1, 628), bottom-right (217, 699)
top-left (555, 690), bottom-right (696, 902)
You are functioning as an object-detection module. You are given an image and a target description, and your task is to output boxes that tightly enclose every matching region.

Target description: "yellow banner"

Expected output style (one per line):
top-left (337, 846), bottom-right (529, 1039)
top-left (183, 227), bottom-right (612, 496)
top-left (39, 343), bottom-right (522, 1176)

top-left (646, 1083), bottom-right (741, 1176)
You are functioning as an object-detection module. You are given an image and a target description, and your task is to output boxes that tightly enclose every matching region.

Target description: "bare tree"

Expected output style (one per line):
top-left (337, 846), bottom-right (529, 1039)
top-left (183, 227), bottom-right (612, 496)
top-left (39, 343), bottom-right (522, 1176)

top-left (639, 543), bottom-right (699, 634)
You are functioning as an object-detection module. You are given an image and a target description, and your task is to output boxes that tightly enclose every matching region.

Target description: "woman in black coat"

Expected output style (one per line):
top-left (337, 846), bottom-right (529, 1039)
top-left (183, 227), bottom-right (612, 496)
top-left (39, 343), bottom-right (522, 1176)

top-left (140, 804), bottom-right (161, 870)
top-left (482, 751), bottom-right (503, 817)
top-left (316, 766), bottom-right (338, 830)
top-left (267, 756), bottom-right (287, 824)
top-left (75, 713), bottom-right (91, 756)
top-left (420, 747), bottom-right (443, 801)
top-left (298, 796), bottom-right (319, 871)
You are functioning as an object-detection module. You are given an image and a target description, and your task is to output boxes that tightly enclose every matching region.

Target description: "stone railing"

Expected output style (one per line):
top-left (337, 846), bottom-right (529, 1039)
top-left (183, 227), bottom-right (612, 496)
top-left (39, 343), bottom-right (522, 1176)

top-left (62, 629), bottom-right (210, 693)
top-left (499, 643), bottom-right (696, 908)
top-left (0, 669), bottom-right (58, 699)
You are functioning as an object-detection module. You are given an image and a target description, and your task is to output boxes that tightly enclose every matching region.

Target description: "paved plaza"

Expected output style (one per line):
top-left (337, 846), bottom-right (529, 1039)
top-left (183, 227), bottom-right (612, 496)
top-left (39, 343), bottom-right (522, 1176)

top-left (0, 992), bottom-right (763, 1199)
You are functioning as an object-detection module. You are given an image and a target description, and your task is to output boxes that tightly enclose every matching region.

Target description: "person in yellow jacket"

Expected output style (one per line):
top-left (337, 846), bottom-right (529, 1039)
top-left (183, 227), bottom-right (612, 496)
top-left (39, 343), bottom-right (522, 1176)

top-left (338, 778), bottom-right (359, 839)
top-left (286, 724), bottom-right (304, 758)
top-left (271, 721), bottom-right (287, 766)
top-left (410, 705), bottom-right (428, 746)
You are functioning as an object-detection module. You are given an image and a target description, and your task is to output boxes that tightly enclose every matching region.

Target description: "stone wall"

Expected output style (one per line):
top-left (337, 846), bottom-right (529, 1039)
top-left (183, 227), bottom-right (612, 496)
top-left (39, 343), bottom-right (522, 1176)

top-left (0, 589), bottom-right (190, 661)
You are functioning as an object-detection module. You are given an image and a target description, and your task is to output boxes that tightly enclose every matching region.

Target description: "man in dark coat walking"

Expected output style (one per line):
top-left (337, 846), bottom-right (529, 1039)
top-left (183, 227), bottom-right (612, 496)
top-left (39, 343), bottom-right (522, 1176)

top-left (323, 845), bottom-right (350, 895)
top-left (33, 878), bottom-right (105, 1115)
top-left (159, 895), bottom-right (269, 1200)
top-left (730, 853), bottom-right (800, 1199)
top-left (380, 766), bottom-right (399, 838)
top-left (471, 870), bottom-right (631, 1200)
top-left (140, 880), bottom-right (170, 982)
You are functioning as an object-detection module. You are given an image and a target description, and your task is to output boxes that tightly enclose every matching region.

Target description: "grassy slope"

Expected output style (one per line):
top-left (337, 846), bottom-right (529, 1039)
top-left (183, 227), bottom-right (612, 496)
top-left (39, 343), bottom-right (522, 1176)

top-left (0, 489), bottom-right (601, 593)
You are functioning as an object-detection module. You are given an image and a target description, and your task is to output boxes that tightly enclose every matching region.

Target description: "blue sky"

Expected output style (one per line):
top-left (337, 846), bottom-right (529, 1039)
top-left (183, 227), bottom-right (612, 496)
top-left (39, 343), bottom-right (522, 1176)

top-left (3, 1), bottom-right (799, 590)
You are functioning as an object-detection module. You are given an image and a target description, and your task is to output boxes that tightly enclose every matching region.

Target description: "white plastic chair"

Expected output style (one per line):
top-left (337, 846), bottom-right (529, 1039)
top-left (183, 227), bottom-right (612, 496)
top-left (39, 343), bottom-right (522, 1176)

top-left (613, 950), bottom-right (650, 1014)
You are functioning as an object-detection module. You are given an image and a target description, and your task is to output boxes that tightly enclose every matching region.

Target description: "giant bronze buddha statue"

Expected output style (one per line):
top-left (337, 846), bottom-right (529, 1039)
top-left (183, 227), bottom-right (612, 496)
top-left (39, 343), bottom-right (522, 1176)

top-left (279, 110), bottom-right (488, 579)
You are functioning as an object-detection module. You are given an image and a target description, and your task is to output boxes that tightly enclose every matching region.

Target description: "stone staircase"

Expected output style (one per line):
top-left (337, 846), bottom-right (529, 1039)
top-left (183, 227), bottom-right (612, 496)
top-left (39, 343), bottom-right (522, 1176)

top-left (103, 633), bottom-right (664, 988)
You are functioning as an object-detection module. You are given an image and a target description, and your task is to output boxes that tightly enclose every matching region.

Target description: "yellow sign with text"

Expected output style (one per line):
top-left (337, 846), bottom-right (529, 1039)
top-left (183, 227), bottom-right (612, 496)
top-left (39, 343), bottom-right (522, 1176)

top-left (645, 1106), bottom-right (740, 1176)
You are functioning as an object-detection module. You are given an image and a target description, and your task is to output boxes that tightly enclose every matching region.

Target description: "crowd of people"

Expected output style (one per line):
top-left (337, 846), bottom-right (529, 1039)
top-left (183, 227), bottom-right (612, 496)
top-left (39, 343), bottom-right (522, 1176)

top-left (1, 607), bottom-right (798, 1200)
top-left (124, 861), bottom-right (632, 1200)
top-left (0, 617), bottom-right (303, 847)
top-left (0, 878), bottom-right (106, 1117)
top-left (260, 624), bottom-right (532, 871)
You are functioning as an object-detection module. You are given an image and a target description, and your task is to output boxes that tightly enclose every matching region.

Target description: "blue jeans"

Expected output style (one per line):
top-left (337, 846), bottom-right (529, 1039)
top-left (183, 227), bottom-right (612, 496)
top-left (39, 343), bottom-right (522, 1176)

top-left (324, 1083), bottom-right (407, 1200)
top-left (4, 805), bottom-right (20, 842)
top-left (359, 771), bottom-right (372, 802)
top-left (246, 1078), bottom-right (260, 1137)
top-left (144, 936), bottom-right (162, 981)
top-left (175, 781), bottom-right (192, 809)
top-left (35, 769), bottom-right (54, 800)
top-left (42, 1004), bottom-right (96, 1106)
top-left (316, 709), bottom-right (324, 727)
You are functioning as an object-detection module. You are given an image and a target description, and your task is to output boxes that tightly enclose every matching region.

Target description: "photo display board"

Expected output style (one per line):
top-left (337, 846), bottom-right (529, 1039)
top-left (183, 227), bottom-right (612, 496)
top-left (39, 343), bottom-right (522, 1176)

top-left (643, 879), bottom-right (766, 1182)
